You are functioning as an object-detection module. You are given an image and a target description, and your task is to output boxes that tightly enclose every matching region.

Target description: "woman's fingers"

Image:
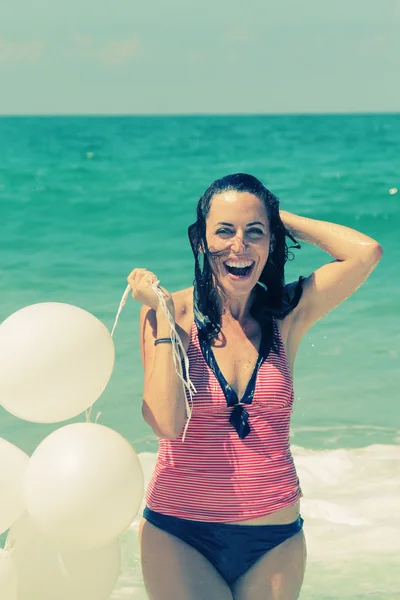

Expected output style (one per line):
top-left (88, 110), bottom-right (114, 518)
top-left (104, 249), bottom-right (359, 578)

top-left (128, 268), bottom-right (149, 290)
top-left (127, 268), bottom-right (163, 309)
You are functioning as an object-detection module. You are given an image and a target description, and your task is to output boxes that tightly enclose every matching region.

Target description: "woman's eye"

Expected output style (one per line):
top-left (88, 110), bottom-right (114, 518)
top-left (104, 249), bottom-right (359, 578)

top-left (215, 228), bottom-right (264, 238)
top-left (247, 228), bottom-right (264, 236)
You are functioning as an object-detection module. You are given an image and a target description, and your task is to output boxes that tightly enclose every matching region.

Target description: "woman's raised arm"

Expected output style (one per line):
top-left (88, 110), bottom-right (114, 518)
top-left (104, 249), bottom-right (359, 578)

top-left (280, 210), bottom-right (383, 332)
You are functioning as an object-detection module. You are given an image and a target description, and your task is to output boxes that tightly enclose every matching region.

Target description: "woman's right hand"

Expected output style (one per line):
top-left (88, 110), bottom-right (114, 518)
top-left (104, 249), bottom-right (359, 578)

top-left (127, 268), bottom-right (174, 314)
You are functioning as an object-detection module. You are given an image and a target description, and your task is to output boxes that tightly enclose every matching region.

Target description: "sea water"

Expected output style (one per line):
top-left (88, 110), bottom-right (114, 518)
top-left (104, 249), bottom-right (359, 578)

top-left (0, 115), bottom-right (399, 599)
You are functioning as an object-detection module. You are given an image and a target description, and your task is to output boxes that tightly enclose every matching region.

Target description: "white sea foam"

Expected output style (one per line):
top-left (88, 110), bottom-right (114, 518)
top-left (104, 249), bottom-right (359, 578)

top-left (293, 444), bottom-right (400, 562)
top-left (111, 444), bottom-right (400, 599)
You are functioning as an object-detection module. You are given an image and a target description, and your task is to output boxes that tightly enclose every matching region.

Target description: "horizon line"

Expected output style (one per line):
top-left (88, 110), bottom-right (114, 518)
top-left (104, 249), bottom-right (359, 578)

top-left (0, 110), bottom-right (399, 118)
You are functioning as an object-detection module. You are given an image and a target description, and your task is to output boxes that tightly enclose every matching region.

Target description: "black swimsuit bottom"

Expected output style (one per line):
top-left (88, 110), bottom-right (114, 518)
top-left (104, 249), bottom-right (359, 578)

top-left (143, 506), bottom-right (304, 585)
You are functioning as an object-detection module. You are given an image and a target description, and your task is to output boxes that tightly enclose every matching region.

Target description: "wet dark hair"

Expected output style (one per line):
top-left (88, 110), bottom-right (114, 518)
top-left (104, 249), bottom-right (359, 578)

top-left (188, 173), bottom-right (304, 347)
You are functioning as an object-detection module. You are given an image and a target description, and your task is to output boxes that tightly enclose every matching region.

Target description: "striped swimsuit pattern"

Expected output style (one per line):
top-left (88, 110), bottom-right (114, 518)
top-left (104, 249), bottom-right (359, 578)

top-left (146, 319), bottom-right (302, 522)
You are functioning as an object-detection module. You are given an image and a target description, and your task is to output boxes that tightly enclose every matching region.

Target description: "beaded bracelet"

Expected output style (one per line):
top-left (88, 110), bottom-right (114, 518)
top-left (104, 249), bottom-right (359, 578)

top-left (154, 337), bottom-right (173, 346)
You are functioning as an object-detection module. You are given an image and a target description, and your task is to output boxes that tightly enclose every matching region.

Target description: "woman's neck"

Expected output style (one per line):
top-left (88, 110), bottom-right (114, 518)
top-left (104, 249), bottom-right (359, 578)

top-left (220, 291), bottom-right (254, 324)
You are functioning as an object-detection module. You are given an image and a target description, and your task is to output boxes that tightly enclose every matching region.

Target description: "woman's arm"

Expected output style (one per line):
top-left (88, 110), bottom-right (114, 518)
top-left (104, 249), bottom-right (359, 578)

top-left (140, 304), bottom-right (188, 439)
top-left (280, 210), bottom-right (383, 333)
top-left (127, 268), bottom-right (188, 439)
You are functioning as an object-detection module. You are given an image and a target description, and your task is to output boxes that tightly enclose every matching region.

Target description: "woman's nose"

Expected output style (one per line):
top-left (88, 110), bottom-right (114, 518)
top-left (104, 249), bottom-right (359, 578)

top-left (230, 234), bottom-right (246, 253)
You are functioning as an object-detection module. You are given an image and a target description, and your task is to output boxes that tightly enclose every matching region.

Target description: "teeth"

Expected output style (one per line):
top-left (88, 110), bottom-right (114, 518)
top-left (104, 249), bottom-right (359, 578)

top-left (225, 260), bottom-right (254, 268)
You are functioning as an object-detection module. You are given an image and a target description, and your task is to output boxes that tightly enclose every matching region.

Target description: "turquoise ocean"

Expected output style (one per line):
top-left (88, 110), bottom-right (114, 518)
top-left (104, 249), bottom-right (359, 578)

top-left (1, 115), bottom-right (399, 599)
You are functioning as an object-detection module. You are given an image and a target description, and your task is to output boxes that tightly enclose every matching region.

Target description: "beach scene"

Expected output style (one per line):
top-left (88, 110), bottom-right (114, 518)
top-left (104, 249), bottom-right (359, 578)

top-left (1, 113), bottom-right (399, 599)
top-left (1, 2), bottom-right (400, 599)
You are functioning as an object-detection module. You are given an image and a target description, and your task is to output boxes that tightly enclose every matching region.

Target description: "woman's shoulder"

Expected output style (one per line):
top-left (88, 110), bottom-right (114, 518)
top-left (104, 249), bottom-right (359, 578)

top-left (172, 287), bottom-right (194, 332)
top-left (171, 286), bottom-right (193, 311)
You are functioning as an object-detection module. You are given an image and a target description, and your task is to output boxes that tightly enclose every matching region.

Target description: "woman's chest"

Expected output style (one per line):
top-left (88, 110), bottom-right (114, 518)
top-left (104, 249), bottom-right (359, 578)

top-left (210, 339), bottom-right (260, 399)
top-left (187, 343), bottom-right (293, 414)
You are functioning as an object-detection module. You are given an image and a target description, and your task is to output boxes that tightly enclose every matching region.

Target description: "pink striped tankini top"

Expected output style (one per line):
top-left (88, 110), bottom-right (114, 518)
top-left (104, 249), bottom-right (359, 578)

top-left (146, 317), bottom-right (301, 522)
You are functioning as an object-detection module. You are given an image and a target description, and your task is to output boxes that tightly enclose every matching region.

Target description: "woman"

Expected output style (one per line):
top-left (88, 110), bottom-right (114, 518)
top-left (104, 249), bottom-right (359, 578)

top-left (128, 173), bottom-right (382, 600)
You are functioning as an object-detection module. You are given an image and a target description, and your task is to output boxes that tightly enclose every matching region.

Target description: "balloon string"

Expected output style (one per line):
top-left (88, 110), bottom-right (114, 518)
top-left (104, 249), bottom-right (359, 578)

top-left (85, 285), bottom-right (131, 424)
top-left (87, 282), bottom-right (195, 441)
top-left (110, 285), bottom-right (131, 338)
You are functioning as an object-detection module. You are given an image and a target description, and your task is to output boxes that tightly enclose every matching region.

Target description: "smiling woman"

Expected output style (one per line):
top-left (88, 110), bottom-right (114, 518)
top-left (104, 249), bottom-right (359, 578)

top-left (187, 174), bottom-right (304, 346)
top-left (127, 173), bottom-right (382, 600)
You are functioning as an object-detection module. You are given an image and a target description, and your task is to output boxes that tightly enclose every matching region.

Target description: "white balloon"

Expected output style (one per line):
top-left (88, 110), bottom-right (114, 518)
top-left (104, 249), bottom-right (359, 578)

top-left (0, 302), bottom-right (115, 423)
top-left (0, 548), bottom-right (18, 600)
top-left (0, 438), bottom-right (29, 535)
top-left (7, 513), bottom-right (120, 600)
top-left (25, 423), bottom-right (144, 550)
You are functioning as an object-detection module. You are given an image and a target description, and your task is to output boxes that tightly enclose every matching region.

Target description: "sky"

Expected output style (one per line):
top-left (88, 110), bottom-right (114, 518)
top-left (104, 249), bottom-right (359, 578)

top-left (0, 0), bottom-right (399, 115)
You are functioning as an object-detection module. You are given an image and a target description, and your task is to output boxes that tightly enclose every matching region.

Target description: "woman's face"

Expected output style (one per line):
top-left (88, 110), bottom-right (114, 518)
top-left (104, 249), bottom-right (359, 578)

top-left (205, 191), bottom-right (271, 297)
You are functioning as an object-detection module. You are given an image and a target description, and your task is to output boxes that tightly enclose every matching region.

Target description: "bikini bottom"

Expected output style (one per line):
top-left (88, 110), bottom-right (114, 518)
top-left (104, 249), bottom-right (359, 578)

top-left (143, 506), bottom-right (304, 585)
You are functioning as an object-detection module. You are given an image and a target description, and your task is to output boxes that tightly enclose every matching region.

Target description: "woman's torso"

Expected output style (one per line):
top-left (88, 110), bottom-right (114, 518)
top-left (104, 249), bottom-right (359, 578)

top-left (146, 287), bottom-right (301, 525)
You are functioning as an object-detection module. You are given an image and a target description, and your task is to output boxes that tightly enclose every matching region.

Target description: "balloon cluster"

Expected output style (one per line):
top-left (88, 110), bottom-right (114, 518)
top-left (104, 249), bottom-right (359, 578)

top-left (0, 303), bottom-right (144, 600)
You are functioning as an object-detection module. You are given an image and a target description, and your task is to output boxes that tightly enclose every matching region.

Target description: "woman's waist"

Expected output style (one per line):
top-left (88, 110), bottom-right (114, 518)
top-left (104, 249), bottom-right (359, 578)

top-left (231, 500), bottom-right (301, 525)
top-left (146, 484), bottom-right (302, 523)
top-left (157, 446), bottom-right (295, 473)
top-left (150, 459), bottom-right (299, 487)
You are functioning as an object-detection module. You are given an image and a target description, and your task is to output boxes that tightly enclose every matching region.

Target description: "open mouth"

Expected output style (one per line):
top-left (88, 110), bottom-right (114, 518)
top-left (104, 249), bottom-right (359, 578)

top-left (223, 260), bottom-right (255, 279)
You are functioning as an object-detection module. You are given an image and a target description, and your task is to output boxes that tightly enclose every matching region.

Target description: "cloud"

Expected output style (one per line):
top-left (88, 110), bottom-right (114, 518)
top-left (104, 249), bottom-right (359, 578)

top-left (0, 38), bottom-right (45, 64)
top-left (224, 28), bottom-right (255, 45)
top-left (70, 34), bottom-right (139, 67)
top-left (99, 39), bottom-right (139, 67)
